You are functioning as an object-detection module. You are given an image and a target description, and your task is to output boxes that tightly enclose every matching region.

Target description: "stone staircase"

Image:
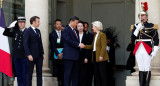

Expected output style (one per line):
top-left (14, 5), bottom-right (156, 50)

top-left (14, 67), bottom-right (58, 86)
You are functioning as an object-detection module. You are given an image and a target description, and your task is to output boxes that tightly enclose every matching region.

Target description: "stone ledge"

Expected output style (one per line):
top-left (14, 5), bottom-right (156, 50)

top-left (33, 73), bottom-right (53, 77)
top-left (14, 77), bottom-right (58, 86)
top-left (126, 76), bottom-right (160, 86)
top-left (33, 67), bottom-right (51, 73)
top-left (132, 71), bottom-right (160, 76)
top-left (127, 76), bottom-right (160, 80)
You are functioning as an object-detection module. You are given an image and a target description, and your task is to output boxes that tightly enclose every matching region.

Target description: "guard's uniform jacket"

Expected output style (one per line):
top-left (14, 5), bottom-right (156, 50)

top-left (131, 22), bottom-right (159, 55)
top-left (3, 27), bottom-right (26, 59)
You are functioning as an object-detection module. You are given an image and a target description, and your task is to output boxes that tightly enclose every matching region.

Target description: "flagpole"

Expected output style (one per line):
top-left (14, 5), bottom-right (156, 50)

top-left (1, 0), bottom-right (2, 8)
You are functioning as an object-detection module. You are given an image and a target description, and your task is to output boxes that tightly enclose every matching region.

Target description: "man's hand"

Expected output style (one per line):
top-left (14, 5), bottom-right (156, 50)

top-left (28, 55), bottom-right (33, 61)
top-left (99, 57), bottom-right (103, 61)
top-left (8, 21), bottom-right (17, 28)
top-left (43, 55), bottom-right (45, 60)
top-left (113, 66), bottom-right (116, 71)
top-left (79, 43), bottom-right (85, 48)
top-left (84, 58), bottom-right (88, 63)
top-left (58, 53), bottom-right (63, 60)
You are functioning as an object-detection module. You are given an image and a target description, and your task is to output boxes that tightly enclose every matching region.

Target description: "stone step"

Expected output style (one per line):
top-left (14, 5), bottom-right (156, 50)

top-left (33, 67), bottom-right (51, 73)
top-left (126, 76), bottom-right (160, 86)
top-left (132, 71), bottom-right (160, 76)
top-left (14, 77), bottom-right (58, 86)
top-left (33, 73), bottom-right (53, 77)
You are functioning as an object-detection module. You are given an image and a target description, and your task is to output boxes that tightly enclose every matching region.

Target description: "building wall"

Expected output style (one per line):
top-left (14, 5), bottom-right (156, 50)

top-left (56, 0), bottom-right (135, 65)
top-left (56, 0), bottom-right (135, 86)
top-left (0, 0), bottom-right (135, 86)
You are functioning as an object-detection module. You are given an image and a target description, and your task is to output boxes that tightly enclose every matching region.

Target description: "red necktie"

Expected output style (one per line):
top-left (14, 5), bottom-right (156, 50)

top-left (73, 30), bottom-right (78, 40)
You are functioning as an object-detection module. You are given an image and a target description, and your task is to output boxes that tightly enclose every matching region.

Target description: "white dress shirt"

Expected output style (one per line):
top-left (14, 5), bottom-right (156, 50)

top-left (31, 26), bottom-right (37, 34)
top-left (106, 46), bottom-right (110, 52)
top-left (79, 33), bottom-right (83, 43)
top-left (56, 30), bottom-right (61, 38)
top-left (93, 32), bottom-right (100, 51)
top-left (20, 28), bottom-right (25, 32)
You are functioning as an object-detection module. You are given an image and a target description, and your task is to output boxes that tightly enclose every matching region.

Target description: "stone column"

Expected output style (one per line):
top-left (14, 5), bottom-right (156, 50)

top-left (14, 0), bottom-right (58, 86)
top-left (25, 0), bottom-right (49, 68)
top-left (126, 0), bottom-right (160, 86)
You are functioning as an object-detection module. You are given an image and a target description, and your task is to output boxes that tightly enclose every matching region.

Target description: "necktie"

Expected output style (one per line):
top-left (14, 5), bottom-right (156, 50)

top-left (35, 29), bottom-right (39, 37)
top-left (73, 29), bottom-right (78, 40)
top-left (20, 30), bottom-right (23, 34)
top-left (58, 31), bottom-right (61, 38)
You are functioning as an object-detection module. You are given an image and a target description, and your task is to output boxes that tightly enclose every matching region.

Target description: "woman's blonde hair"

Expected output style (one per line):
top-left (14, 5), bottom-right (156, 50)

top-left (92, 21), bottom-right (103, 31)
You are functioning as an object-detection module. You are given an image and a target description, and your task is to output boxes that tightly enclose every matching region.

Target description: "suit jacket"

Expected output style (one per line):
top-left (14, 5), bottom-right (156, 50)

top-left (23, 26), bottom-right (44, 58)
top-left (126, 42), bottom-right (135, 70)
top-left (62, 25), bottom-right (80, 60)
top-left (79, 33), bottom-right (88, 62)
top-left (79, 32), bottom-right (94, 63)
top-left (85, 32), bottom-right (109, 62)
top-left (85, 31), bottom-right (94, 63)
top-left (107, 45), bottom-right (115, 67)
top-left (49, 30), bottom-right (64, 58)
top-left (3, 27), bottom-right (26, 59)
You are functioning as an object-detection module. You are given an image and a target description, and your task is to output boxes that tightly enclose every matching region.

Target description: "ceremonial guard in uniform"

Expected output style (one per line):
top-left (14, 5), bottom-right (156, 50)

top-left (131, 2), bottom-right (159, 86)
top-left (3, 17), bottom-right (27, 86)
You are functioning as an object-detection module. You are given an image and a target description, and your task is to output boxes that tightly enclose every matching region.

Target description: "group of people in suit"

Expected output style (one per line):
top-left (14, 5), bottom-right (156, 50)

top-left (3, 16), bottom-right (115, 86)
top-left (3, 16), bottom-right (44, 86)
top-left (49, 17), bottom-right (94, 86)
top-left (50, 16), bottom-right (113, 86)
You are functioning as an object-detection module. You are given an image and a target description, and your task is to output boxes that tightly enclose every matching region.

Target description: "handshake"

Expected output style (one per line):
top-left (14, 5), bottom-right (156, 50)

top-left (79, 43), bottom-right (85, 48)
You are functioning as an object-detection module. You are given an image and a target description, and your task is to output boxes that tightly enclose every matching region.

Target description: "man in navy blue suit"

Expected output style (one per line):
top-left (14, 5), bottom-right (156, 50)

top-left (49, 19), bottom-right (64, 86)
top-left (23, 16), bottom-right (44, 86)
top-left (62, 16), bottom-right (84, 86)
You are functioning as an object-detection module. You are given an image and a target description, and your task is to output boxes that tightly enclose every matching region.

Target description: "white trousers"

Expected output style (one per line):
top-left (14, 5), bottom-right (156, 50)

top-left (135, 43), bottom-right (152, 71)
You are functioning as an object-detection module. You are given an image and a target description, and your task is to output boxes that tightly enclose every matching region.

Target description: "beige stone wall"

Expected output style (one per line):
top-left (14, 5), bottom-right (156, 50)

top-left (25, 0), bottom-right (49, 67)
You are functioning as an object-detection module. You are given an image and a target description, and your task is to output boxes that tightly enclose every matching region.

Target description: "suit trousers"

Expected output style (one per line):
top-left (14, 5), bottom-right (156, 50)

top-left (135, 43), bottom-right (151, 71)
top-left (79, 62), bottom-right (93, 86)
top-left (14, 58), bottom-right (27, 86)
top-left (63, 59), bottom-right (79, 86)
top-left (93, 52), bottom-right (108, 86)
top-left (106, 62), bottom-right (115, 86)
top-left (27, 57), bottom-right (43, 86)
top-left (53, 59), bottom-right (64, 86)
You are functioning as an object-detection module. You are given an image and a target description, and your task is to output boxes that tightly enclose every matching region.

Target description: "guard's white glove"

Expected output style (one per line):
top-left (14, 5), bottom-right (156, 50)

top-left (151, 46), bottom-right (159, 59)
top-left (133, 22), bottom-right (143, 37)
top-left (8, 21), bottom-right (17, 28)
top-left (151, 51), bottom-right (156, 59)
top-left (136, 22), bottom-right (143, 30)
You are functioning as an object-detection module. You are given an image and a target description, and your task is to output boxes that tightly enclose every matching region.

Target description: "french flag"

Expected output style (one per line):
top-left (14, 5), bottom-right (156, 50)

top-left (0, 8), bottom-right (13, 78)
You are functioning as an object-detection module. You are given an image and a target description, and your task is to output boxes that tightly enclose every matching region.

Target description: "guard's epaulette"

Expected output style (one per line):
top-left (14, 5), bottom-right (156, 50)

top-left (130, 25), bottom-right (134, 32)
top-left (153, 24), bottom-right (159, 30)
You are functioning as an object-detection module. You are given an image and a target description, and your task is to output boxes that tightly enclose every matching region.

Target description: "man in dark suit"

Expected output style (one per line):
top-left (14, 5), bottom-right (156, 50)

top-left (3, 17), bottom-right (27, 86)
top-left (49, 19), bottom-right (64, 86)
top-left (106, 39), bottom-right (116, 86)
top-left (62, 16), bottom-right (83, 86)
top-left (23, 16), bottom-right (44, 86)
